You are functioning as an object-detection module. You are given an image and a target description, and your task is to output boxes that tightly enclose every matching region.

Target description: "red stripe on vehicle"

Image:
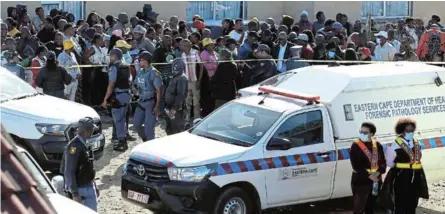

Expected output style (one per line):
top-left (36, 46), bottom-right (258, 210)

top-left (422, 139), bottom-right (432, 149)
top-left (153, 157), bottom-right (162, 164)
top-left (251, 160), bottom-right (262, 170)
top-left (279, 156), bottom-right (290, 167)
top-left (294, 155), bottom-right (303, 165)
top-left (338, 150), bottom-right (345, 160)
top-left (165, 162), bottom-right (173, 167)
top-left (237, 161), bottom-right (248, 172)
top-left (307, 153), bottom-right (318, 163)
top-left (221, 163), bottom-right (233, 174)
top-left (435, 137), bottom-right (443, 148)
top-left (265, 158), bottom-right (276, 169)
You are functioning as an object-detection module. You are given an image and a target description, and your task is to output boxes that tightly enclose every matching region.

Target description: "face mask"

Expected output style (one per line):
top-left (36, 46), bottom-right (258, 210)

top-left (191, 27), bottom-right (197, 33)
top-left (376, 38), bottom-right (381, 44)
top-left (328, 51), bottom-right (335, 58)
top-left (359, 133), bottom-right (369, 142)
top-left (405, 132), bottom-right (414, 141)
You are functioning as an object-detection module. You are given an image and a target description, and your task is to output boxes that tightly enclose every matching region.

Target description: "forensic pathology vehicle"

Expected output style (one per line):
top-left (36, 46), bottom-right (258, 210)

top-left (0, 67), bottom-right (105, 172)
top-left (121, 62), bottom-right (445, 214)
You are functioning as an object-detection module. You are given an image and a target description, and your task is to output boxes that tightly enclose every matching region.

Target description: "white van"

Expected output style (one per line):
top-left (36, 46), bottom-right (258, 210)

top-left (16, 146), bottom-right (97, 214)
top-left (0, 67), bottom-right (105, 172)
top-left (121, 62), bottom-right (445, 213)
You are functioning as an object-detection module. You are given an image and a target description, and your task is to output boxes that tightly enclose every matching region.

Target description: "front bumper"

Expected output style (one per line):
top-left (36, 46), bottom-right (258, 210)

top-left (121, 172), bottom-right (220, 213)
top-left (23, 133), bottom-right (105, 171)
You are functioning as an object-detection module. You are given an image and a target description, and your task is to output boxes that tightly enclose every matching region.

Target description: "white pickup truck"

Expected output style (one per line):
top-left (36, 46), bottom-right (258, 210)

top-left (121, 62), bottom-right (445, 213)
top-left (0, 67), bottom-right (105, 172)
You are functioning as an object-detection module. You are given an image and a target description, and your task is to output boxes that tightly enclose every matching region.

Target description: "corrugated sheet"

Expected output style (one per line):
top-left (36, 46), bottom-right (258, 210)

top-left (1, 125), bottom-right (55, 214)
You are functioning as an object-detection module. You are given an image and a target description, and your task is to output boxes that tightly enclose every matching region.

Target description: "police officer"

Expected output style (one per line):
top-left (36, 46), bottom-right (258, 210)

top-left (102, 48), bottom-right (132, 151)
top-left (61, 117), bottom-right (98, 211)
top-left (164, 58), bottom-right (188, 135)
top-left (133, 51), bottom-right (162, 141)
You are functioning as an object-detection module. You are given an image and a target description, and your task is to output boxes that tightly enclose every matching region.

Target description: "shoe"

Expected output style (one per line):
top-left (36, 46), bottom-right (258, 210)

top-left (126, 134), bottom-right (136, 141)
top-left (113, 140), bottom-right (127, 151)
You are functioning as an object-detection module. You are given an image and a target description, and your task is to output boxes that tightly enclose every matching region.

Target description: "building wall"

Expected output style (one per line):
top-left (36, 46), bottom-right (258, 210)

top-left (1, 1), bottom-right (442, 26)
top-left (85, 1), bottom-right (187, 22)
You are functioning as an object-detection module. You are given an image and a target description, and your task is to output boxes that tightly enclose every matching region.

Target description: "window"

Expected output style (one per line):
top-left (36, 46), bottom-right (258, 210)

top-left (18, 151), bottom-right (55, 194)
top-left (41, 1), bottom-right (60, 15)
top-left (190, 102), bottom-right (282, 146)
top-left (186, 1), bottom-right (248, 21)
top-left (273, 110), bottom-right (324, 148)
top-left (361, 1), bottom-right (412, 18)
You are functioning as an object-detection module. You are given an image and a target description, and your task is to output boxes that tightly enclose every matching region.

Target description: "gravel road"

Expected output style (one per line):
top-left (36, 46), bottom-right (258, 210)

top-left (95, 115), bottom-right (445, 214)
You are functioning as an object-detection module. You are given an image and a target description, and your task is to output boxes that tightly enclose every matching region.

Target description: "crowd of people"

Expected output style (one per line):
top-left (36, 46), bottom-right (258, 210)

top-left (2, 5), bottom-right (445, 142)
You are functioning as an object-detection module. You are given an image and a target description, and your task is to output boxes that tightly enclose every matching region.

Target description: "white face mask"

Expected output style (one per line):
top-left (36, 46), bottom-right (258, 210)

top-left (359, 133), bottom-right (369, 142)
top-left (376, 38), bottom-right (381, 44)
top-left (191, 27), bottom-right (197, 33)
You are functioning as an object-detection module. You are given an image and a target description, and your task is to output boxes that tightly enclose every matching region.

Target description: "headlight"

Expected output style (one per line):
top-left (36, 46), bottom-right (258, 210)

top-left (35, 124), bottom-right (67, 136)
top-left (167, 163), bottom-right (217, 182)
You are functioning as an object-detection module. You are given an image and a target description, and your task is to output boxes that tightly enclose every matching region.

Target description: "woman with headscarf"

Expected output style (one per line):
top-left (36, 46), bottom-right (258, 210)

top-left (297, 10), bottom-right (312, 32)
top-left (30, 45), bottom-right (48, 89)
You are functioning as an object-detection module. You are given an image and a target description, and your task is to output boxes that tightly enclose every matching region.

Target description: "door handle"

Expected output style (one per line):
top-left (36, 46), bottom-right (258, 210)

top-left (317, 151), bottom-right (333, 156)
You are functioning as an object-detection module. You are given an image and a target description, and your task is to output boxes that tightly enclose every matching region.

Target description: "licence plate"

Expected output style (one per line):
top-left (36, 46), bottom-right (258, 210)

top-left (127, 190), bottom-right (149, 203)
top-left (91, 141), bottom-right (101, 151)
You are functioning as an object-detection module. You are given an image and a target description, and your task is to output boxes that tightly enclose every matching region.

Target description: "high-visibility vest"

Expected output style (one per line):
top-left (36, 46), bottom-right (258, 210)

top-left (394, 137), bottom-right (422, 170)
top-left (354, 138), bottom-right (379, 173)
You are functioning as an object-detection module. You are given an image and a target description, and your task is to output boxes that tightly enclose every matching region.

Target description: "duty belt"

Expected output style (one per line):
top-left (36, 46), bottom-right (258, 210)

top-left (395, 162), bottom-right (422, 170)
top-left (139, 97), bottom-right (154, 102)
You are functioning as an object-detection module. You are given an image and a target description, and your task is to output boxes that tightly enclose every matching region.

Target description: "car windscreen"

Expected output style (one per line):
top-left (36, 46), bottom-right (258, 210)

top-left (190, 102), bottom-right (282, 146)
top-left (257, 71), bottom-right (296, 87)
top-left (18, 151), bottom-right (55, 194)
top-left (0, 69), bottom-right (38, 103)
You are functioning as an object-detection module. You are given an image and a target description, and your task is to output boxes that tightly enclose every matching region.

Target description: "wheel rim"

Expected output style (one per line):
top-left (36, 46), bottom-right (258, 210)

top-left (223, 197), bottom-right (246, 214)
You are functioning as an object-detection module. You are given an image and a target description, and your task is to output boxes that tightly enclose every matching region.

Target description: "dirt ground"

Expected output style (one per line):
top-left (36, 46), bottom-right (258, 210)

top-left (94, 115), bottom-right (445, 214)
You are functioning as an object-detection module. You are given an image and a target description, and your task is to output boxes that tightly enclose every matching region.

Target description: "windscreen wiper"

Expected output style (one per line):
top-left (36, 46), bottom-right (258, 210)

top-left (229, 141), bottom-right (251, 147)
top-left (197, 133), bottom-right (221, 142)
top-left (11, 93), bottom-right (40, 101)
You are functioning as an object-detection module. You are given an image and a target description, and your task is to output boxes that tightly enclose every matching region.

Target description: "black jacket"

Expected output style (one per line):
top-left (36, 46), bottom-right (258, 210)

top-left (242, 59), bottom-right (277, 87)
top-left (271, 42), bottom-right (295, 61)
top-left (164, 71), bottom-right (188, 110)
top-left (210, 62), bottom-right (239, 100)
top-left (36, 66), bottom-right (72, 92)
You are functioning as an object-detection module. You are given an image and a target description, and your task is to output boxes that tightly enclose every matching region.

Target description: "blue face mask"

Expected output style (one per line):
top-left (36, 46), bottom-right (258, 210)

top-left (376, 38), bottom-right (381, 44)
top-left (328, 51), bottom-right (335, 58)
top-left (359, 133), bottom-right (369, 142)
top-left (405, 132), bottom-right (414, 141)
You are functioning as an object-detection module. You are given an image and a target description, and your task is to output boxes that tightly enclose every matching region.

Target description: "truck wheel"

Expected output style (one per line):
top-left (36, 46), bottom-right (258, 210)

top-left (213, 187), bottom-right (254, 214)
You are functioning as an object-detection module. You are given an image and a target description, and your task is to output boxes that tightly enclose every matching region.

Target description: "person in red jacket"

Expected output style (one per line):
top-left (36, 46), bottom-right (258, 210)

top-left (31, 45), bottom-right (48, 88)
top-left (416, 24), bottom-right (445, 60)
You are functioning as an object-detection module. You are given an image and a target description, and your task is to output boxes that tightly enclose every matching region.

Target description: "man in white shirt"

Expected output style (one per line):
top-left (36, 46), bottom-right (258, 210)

top-left (229, 19), bottom-right (244, 43)
top-left (374, 31), bottom-right (397, 61)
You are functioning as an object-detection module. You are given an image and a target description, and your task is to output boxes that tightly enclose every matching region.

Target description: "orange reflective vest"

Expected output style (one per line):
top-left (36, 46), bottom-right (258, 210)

top-left (354, 138), bottom-right (378, 173)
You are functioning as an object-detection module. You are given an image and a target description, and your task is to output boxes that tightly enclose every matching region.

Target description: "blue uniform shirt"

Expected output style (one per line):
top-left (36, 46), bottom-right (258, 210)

top-left (136, 65), bottom-right (163, 100)
top-left (108, 60), bottom-right (131, 93)
top-left (63, 135), bottom-right (87, 196)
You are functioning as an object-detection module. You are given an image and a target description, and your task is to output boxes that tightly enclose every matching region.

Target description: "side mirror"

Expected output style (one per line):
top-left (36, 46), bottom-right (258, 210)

top-left (193, 118), bottom-right (203, 126)
top-left (51, 175), bottom-right (65, 195)
top-left (267, 137), bottom-right (292, 150)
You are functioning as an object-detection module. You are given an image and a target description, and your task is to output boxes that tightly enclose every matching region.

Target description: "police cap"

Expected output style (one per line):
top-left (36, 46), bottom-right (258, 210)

top-left (78, 117), bottom-right (98, 129)
top-left (139, 51), bottom-right (152, 62)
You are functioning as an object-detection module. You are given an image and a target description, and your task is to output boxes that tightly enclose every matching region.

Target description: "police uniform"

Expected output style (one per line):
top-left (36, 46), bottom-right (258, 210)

top-left (349, 138), bottom-right (386, 214)
top-left (285, 45), bottom-right (310, 71)
top-left (61, 118), bottom-right (97, 211)
top-left (133, 52), bottom-right (163, 141)
top-left (108, 49), bottom-right (132, 150)
top-left (164, 59), bottom-right (188, 135)
top-left (382, 135), bottom-right (429, 214)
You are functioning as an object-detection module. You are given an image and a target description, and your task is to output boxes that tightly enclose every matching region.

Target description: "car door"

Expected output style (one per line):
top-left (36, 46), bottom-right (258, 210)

top-left (264, 108), bottom-right (336, 205)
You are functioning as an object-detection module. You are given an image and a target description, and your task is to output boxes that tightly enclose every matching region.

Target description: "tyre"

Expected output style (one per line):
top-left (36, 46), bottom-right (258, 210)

top-left (212, 187), bottom-right (254, 214)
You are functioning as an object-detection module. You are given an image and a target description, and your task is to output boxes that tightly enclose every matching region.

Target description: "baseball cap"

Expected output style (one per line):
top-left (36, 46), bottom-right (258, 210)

top-left (297, 33), bottom-right (309, 42)
top-left (78, 117), bottom-right (98, 129)
top-left (133, 25), bottom-right (147, 34)
top-left (333, 22), bottom-right (343, 30)
top-left (256, 44), bottom-right (270, 54)
top-left (374, 31), bottom-right (388, 39)
top-left (115, 40), bottom-right (132, 49)
top-left (139, 51), bottom-right (153, 62)
top-left (290, 45), bottom-right (303, 53)
top-left (109, 48), bottom-right (123, 59)
top-left (46, 51), bottom-right (56, 60)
